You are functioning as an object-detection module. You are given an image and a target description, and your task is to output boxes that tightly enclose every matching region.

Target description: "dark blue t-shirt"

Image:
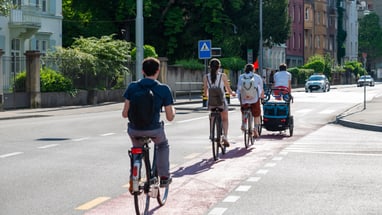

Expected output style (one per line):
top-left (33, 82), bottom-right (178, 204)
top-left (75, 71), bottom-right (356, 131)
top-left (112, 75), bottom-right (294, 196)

top-left (123, 78), bottom-right (174, 130)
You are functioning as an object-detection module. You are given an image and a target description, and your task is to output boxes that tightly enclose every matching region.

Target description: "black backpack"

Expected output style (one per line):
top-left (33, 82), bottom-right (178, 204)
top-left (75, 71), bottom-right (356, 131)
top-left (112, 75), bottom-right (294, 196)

top-left (128, 82), bottom-right (157, 129)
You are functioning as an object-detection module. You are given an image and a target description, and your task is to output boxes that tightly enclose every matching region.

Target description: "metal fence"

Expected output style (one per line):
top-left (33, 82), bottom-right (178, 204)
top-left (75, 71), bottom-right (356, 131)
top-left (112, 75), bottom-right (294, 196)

top-left (2, 56), bottom-right (27, 93)
top-left (2, 55), bottom-right (135, 93)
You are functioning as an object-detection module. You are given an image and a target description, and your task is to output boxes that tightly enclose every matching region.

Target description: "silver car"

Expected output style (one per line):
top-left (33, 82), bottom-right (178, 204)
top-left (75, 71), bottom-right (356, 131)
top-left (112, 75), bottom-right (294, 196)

top-left (357, 75), bottom-right (375, 87)
top-left (305, 74), bottom-right (330, 93)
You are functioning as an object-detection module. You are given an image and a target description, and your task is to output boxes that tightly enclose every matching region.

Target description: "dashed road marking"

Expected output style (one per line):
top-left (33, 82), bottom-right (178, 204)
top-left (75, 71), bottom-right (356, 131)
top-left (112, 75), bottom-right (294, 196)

top-left (247, 176), bottom-right (261, 182)
top-left (208, 207), bottom-right (227, 215)
top-left (223, 195), bottom-right (240, 202)
top-left (100, 133), bottom-right (115, 136)
top-left (319, 109), bottom-right (335, 114)
top-left (264, 162), bottom-right (277, 167)
top-left (72, 137), bottom-right (90, 142)
top-left (38, 144), bottom-right (59, 149)
top-left (272, 156), bottom-right (283, 161)
top-left (235, 185), bottom-right (251, 192)
top-left (256, 169), bottom-right (269, 175)
top-left (0, 152), bottom-right (24, 158)
top-left (75, 197), bottom-right (110, 211)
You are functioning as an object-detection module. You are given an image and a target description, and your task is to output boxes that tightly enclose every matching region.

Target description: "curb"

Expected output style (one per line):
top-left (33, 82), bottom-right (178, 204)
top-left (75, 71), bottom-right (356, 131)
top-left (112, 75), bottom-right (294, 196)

top-left (336, 118), bottom-right (382, 132)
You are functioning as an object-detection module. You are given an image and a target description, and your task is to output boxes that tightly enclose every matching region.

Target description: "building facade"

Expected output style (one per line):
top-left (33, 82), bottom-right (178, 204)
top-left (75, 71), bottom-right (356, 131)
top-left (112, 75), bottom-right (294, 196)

top-left (286, 0), bottom-right (304, 68)
top-left (0, 0), bottom-right (62, 92)
top-left (344, 0), bottom-right (359, 61)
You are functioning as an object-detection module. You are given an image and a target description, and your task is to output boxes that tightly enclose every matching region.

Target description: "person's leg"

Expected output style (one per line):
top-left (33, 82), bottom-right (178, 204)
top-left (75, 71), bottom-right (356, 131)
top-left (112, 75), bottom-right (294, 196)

top-left (252, 101), bottom-right (261, 137)
top-left (240, 105), bottom-right (245, 131)
top-left (144, 125), bottom-right (170, 179)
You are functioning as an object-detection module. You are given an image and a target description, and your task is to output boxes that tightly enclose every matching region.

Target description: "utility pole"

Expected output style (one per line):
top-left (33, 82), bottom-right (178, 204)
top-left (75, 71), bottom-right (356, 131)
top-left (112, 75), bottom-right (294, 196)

top-left (259, 0), bottom-right (263, 79)
top-left (136, 0), bottom-right (144, 80)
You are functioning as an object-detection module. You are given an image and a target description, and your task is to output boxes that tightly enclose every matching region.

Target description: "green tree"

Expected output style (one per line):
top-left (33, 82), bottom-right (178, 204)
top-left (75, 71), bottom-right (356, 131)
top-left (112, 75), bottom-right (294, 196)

top-left (0, 0), bottom-right (14, 16)
top-left (62, 0), bottom-right (291, 63)
top-left (47, 35), bottom-right (131, 89)
top-left (358, 12), bottom-right (382, 68)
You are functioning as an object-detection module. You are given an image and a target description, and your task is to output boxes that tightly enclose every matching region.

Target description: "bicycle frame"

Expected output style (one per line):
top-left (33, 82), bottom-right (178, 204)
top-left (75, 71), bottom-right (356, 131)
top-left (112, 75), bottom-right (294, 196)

top-left (129, 138), bottom-right (169, 215)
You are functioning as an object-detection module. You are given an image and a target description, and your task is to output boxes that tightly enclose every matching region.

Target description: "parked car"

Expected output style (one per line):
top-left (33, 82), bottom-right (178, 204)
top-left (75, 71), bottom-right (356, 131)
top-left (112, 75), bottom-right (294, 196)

top-left (357, 75), bottom-right (375, 87)
top-left (305, 74), bottom-right (330, 92)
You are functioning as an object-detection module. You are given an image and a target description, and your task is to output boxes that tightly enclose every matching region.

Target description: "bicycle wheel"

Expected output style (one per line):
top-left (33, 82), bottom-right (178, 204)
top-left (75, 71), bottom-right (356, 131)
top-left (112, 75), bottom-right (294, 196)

top-left (219, 118), bottom-right (226, 155)
top-left (243, 112), bottom-right (250, 148)
top-left (211, 115), bottom-right (220, 161)
top-left (133, 155), bottom-right (151, 215)
top-left (248, 113), bottom-right (254, 146)
top-left (157, 180), bottom-right (169, 206)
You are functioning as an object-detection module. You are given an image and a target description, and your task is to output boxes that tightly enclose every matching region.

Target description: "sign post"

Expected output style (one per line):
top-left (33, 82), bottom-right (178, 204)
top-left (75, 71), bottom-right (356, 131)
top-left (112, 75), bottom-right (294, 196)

top-left (198, 40), bottom-right (212, 107)
top-left (362, 52), bottom-right (367, 109)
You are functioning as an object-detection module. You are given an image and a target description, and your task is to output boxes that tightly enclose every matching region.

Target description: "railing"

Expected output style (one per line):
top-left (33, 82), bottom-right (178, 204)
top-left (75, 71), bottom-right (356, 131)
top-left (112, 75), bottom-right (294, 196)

top-left (174, 82), bottom-right (203, 101)
top-left (9, 7), bottom-right (41, 27)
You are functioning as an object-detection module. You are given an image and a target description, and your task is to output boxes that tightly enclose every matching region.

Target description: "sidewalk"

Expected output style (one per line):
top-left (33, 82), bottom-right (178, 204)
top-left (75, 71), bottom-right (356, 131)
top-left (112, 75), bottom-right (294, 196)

top-left (336, 94), bottom-right (382, 132)
top-left (0, 94), bottom-right (381, 132)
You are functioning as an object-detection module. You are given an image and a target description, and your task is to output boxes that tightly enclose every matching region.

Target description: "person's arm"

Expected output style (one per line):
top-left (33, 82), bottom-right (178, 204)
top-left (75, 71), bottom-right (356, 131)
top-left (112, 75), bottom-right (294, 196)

top-left (164, 105), bottom-right (176, 122)
top-left (203, 75), bottom-right (208, 98)
top-left (122, 99), bottom-right (129, 118)
top-left (222, 73), bottom-right (236, 96)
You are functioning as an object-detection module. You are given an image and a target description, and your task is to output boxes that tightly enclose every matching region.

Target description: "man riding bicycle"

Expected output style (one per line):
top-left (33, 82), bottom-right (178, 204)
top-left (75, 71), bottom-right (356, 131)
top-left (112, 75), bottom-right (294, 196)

top-left (122, 57), bottom-right (176, 188)
top-left (273, 63), bottom-right (292, 100)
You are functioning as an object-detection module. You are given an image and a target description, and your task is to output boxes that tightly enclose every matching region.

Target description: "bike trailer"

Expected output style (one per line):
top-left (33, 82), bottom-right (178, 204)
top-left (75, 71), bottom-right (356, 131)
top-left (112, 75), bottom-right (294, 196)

top-left (262, 101), bottom-right (290, 131)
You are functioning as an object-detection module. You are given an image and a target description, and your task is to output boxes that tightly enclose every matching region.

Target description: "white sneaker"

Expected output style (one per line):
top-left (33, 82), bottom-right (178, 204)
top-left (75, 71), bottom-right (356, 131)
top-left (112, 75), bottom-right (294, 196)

top-left (221, 135), bottom-right (230, 147)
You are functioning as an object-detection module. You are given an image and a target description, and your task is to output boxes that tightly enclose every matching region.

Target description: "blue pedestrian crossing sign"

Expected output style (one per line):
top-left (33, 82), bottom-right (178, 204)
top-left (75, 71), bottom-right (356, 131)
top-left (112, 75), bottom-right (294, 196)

top-left (198, 40), bottom-right (212, 59)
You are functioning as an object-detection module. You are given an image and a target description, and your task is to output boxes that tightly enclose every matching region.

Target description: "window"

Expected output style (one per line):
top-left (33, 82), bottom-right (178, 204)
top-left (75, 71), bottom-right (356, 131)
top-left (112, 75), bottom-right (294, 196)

top-left (305, 8), bottom-right (309, 20)
top-left (42, 0), bottom-right (47, 12)
top-left (316, 12), bottom-right (320, 24)
top-left (12, 0), bottom-right (21, 7)
top-left (36, 40), bottom-right (48, 53)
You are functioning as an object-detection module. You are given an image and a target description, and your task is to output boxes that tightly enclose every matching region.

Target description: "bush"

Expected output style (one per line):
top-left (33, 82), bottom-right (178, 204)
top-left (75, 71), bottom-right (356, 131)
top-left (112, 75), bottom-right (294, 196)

top-left (14, 68), bottom-right (74, 92)
top-left (130, 44), bottom-right (158, 60)
top-left (40, 68), bottom-right (74, 92)
top-left (174, 59), bottom-right (204, 70)
top-left (220, 57), bottom-right (246, 72)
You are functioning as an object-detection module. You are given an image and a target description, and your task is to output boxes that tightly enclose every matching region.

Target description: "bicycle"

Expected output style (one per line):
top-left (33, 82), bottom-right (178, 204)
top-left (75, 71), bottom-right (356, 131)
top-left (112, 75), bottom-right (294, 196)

top-left (209, 107), bottom-right (227, 161)
top-left (242, 106), bottom-right (254, 148)
top-left (129, 137), bottom-right (169, 215)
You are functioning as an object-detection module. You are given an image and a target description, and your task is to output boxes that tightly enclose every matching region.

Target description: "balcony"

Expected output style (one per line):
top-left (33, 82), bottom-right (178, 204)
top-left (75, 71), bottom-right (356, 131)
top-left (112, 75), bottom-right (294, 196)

top-left (8, 5), bottom-right (41, 38)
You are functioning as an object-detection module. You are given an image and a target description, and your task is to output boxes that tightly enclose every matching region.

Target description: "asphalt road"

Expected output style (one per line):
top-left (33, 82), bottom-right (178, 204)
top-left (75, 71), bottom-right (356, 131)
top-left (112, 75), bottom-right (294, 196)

top-left (1, 85), bottom-right (382, 215)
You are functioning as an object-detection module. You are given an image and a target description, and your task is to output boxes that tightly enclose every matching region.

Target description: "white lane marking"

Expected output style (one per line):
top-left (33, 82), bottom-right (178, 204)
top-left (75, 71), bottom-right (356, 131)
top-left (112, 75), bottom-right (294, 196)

top-left (272, 156), bottom-right (283, 161)
top-left (319, 109), bottom-right (335, 114)
top-left (235, 185), bottom-right (251, 192)
top-left (223, 195), bottom-right (240, 203)
top-left (279, 151), bottom-right (289, 156)
top-left (100, 133), bottom-right (115, 136)
top-left (0, 152), bottom-right (24, 158)
top-left (208, 207), bottom-right (227, 215)
top-left (177, 116), bottom-right (208, 124)
top-left (256, 169), bottom-right (269, 175)
top-left (72, 137), bottom-right (90, 142)
top-left (184, 153), bottom-right (201, 160)
top-left (247, 177), bottom-right (261, 182)
top-left (38, 144), bottom-right (59, 149)
top-left (264, 162), bottom-right (277, 168)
